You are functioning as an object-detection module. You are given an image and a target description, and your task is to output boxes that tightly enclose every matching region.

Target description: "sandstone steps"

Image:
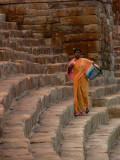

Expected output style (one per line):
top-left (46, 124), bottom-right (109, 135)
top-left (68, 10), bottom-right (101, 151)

top-left (89, 83), bottom-right (120, 99)
top-left (85, 118), bottom-right (120, 160)
top-left (0, 85), bottom-right (73, 160)
top-left (0, 10), bottom-right (120, 160)
top-left (0, 61), bottom-right (47, 78)
top-left (0, 48), bottom-right (35, 62)
top-left (0, 22), bottom-right (18, 30)
top-left (59, 107), bottom-right (109, 160)
top-left (44, 62), bottom-right (68, 74)
top-left (1, 37), bottom-right (45, 47)
top-left (0, 48), bottom-right (68, 65)
top-left (92, 91), bottom-right (120, 107)
top-left (0, 29), bottom-right (33, 38)
top-left (0, 73), bottom-right (64, 136)
top-left (30, 98), bottom-right (74, 160)
top-left (110, 137), bottom-right (120, 160)
top-left (0, 60), bottom-right (69, 78)
top-left (108, 105), bottom-right (120, 118)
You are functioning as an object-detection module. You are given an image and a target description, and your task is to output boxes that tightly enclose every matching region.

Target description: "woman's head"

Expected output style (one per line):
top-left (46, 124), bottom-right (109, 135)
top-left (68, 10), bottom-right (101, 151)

top-left (73, 48), bottom-right (81, 59)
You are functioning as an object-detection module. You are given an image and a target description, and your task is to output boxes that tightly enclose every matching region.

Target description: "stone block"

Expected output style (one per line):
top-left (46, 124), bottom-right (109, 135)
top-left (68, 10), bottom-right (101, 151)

top-left (88, 53), bottom-right (99, 62)
top-left (0, 105), bottom-right (3, 137)
top-left (32, 3), bottom-right (49, 10)
top-left (63, 41), bottom-right (87, 55)
top-left (44, 38), bottom-right (52, 46)
top-left (0, 14), bottom-right (6, 22)
top-left (83, 7), bottom-right (97, 15)
top-left (87, 41), bottom-right (100, 53)
top-left (61, 2), bottom-right (79, 8)
top-left (60, 15), bottom-right (98, 25)
top-left (108, 106), bottom-right (120, 118)
top-left (1, 4), bottom-right (20, 15)
top-left (52, 7), bottom-right (83, 18)
top-left (47, 16), bottom-right (59, 23)
top-left (7, 15), bottom-right (24, 23)
top-left (84, 24), bottom-right (100, 33)
top-left (0, 0), bottom-right (9, 4)
top-left (37, 9), bottom-right (50, 16)
top-left (15, 4), bottom-right (27, 15)
top-left (23, 16), bottom-right (47, 25)
top-left (64, 33), bottom-right (99, 42)
top-left (9, 0), bottom-right (25, 3)
top-left (79, 1), bottom-right (98, 7)
top-left (73, 25), bottom-right (84, 33)
top-left (52, 31), bottom-right (63, 47)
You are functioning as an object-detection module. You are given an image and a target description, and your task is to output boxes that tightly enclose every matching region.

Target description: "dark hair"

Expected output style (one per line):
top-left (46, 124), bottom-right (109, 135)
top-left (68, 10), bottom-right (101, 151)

top-left (73, 48), bottom-right (81, 54)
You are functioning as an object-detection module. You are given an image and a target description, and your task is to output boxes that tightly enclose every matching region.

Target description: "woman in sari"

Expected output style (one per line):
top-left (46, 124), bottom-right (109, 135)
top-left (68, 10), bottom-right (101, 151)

top-left (67, 48), bottom-right (93, 116)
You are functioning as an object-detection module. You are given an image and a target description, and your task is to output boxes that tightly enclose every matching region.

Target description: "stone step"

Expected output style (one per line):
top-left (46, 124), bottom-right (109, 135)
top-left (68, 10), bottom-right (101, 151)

top-left (65, 76), bottom-right (118, 90)
top-left (110, 137), bottom-right (120, 160)
top-left (10, 45), bottom-right (55, 55)
top-left (0, 29), bottom-right (33, 39)
top-left (114, 46), bottom-right (120, 51)
top-left (0, 61), bottom-right (47, 78)
top-left (89, 83), bottom-right (120, 99)
top-left (0, 47), bottom-right (69, 64)
top-left (114, 58), bottom-right (120, 64)
top-left (0, 60), bottom-right (70, 82)
top-left (0, 74), bottom-right (65, 112)
top-left (0, 22), bottom-right (18, 30)
top-left (29, 98), bottom-right (74, 160)
top-left (35, 53), bottom-right (69, 64)
top-left (0, 14), bottom-right (6, 22)
top-left (92, 91), bottom-right (120, 107)
top-left (85, 118), bottom-right (120, 160)
top-left (1, 38), bottom-right (45, 48)
top-left (108, 105), bottom-right (120, 118)
top-left (54, 72), bottom-right (70, 84)
top-left (13, 59), bottom-right (69, 76)
top-left (114, 64), bottom-right (120, 71)
top-left (0, 47), bottom-right (34, 62)
top-left (44, 62), bottom-right (68, 74)
top-left (114, 50), bottom-right (120, 57)
top-left (114, 72), bottom-right (120, 78)
top-left (0, 86), bottom-right (73, 160)
top-left (59, 107), bottom-right (109, 160)
top-left (0, 148), bottom-right (34, 160)
top-left (116, 77), bottom-right (120, 84)
top-left (0, 73), bottom-right (70, 135)
top-left (89, 77), bottom-right (117, 88)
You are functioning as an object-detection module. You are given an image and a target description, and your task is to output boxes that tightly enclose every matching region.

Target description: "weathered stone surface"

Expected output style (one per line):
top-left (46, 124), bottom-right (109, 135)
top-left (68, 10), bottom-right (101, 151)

top-left (0, 0), bottom-right (9, 4)
top-left (87, 41), bottom-right (100, 53)
top-left (84, 24), bottom-right (100, 33)
top-left (64, 33), bottom-right (99, 43)
top-left (23, 16), bottom-right (47, 25)
top-left (63, 41), bottom-right (87, 55)
top-left (83, 7), bottom-right (98, 15)
top-left (52, 7), bottom-right (83, 17)
top-left (60, 15), bottom-right (98, 25)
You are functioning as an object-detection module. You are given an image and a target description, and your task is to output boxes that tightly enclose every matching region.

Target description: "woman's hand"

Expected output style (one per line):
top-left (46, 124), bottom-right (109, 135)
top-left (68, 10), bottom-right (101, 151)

top-left (68, 61), bottom-right (76, 69)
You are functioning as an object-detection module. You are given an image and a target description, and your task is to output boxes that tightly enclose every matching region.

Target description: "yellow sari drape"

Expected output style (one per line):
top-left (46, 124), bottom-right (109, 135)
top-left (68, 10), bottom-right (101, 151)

top-left (73, 58), bottom-right (93, 115)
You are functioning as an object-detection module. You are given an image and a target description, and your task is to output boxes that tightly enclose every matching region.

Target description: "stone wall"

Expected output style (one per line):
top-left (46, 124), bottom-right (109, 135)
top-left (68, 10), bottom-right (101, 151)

top-left (0, 0), bottom-right (115, 75)
top-left (112, 0), bottom-right (120, 46)
top-left (112, 0), bottom-right (120, 25)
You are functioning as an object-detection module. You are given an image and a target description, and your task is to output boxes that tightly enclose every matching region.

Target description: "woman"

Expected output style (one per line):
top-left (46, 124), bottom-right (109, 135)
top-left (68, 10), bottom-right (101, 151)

top-left (67, 48), bottom-right (93, 116)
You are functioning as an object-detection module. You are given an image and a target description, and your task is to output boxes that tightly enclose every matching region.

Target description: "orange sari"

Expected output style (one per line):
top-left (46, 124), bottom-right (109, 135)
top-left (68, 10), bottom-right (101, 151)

top-left (68, 58), bottom-right (93, 115)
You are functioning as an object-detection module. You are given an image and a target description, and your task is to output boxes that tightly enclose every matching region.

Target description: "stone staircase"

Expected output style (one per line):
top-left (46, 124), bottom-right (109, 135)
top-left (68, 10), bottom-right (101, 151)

top-left (0, 13), bottom-right (120, 160)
